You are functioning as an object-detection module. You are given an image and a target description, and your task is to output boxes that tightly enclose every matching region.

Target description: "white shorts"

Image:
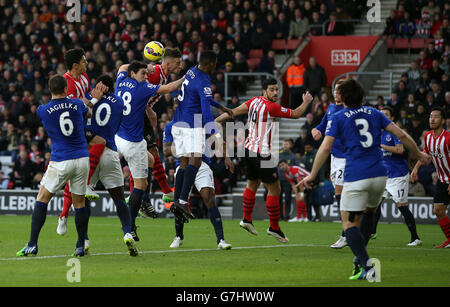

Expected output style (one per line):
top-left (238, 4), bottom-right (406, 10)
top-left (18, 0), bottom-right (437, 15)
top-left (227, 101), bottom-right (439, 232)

top-left (115, 135), bottom-right (148, 179)
top-left (41, 157), bottom-right (89, 195)
top-left (383, 174), bottom-right (409, 204)
top-left (89, 147), bottom-right (124, 190)
top-left (172, 126), bottom-right (205, 157)
top-left (175, 161), bottom-right (214, 193)
top-left (330, 155), bottom-right (345, 187)
top-left (341, 176), bottom-right (387, 212)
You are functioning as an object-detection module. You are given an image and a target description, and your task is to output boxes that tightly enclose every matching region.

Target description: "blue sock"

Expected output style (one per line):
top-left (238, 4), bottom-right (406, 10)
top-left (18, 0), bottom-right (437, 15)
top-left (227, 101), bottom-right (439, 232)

top-left (174, 168), bottom-right (185, 201)
top-left (335, 195), bottom-right (345, 237)
top-left (84, 199), bottom-right (90, 240)
top-left (114, 198), bottom-right (131, 234)
top-left (360, 212), bottom-right (374, 245)
top-left (398, 206), bottom-right (419, 241)
top-left (143, 168), bottom-right (152, 203)
top-left (179, 165), bottom-right (199, 203)
top-left (75, 207), bottom-right (89, 248)
top-left (175, 217), bottom-right (184, 239)
top-left (345, 226), bottom-right (372, 271)
top-left (28, 201), bottom-right (48, 246)
top-left (129, 188), bottom-right (144, 227)
top-left (209, 206), bottom-right (224, 244)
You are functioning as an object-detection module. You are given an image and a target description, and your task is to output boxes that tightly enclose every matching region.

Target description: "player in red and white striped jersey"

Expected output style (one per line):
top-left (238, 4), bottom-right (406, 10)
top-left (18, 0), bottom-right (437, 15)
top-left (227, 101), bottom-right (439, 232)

top-left (126, 48), bottom-right (183, 218)
top-left (216, 78), bottom-right (313, 242)
top-left (278, 160), bottom-right (310, 222)
top-left (57, 49), bottom-right (107, 250)
top-left (411, 107), bottom-right (450, 248)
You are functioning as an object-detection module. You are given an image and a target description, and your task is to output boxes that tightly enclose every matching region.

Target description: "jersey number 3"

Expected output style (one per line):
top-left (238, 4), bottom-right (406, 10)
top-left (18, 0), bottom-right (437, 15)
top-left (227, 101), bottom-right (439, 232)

top-left (355, 118), bottom-right (373, 148)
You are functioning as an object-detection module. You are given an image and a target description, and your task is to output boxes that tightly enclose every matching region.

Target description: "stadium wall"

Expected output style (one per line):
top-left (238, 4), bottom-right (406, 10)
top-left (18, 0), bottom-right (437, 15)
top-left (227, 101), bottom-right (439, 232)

top-left (0, 190), bottom-right (438, 224)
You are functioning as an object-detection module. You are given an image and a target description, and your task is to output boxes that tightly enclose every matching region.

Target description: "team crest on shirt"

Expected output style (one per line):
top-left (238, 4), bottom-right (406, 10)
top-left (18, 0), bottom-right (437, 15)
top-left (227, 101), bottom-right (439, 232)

top-left (386, 135), bottom-right (392, 142)
top-left (326, 120), bottom-right (332, 133)
top-left (281, 107), bottom-right (288, 113)
top-left (203, 87), bottom-right (212, 96)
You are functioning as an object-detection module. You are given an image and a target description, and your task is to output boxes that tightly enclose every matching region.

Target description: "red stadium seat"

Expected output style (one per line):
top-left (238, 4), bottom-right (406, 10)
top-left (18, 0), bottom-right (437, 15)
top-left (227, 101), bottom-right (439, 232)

top-left (249, 49), bottom-right (263, 59)
top-left (410, 37), bottom-right (426, 49)
top-left (286, 39), bottom-right (301, 50)
top-left (271, 39), bottom-right (287, 51)
top-left (247, 58), bottom-right (261, 72)
top-left (387, 37), bottom-right (409, 49)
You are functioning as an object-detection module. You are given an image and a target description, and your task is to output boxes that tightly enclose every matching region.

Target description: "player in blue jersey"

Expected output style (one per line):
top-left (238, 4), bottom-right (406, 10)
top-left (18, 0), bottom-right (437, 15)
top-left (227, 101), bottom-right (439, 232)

top-left (84, 74), bottom-right (139, 256)
top-left (311, 79), bottom-right (348, 249)
top-left (114, 60), bottom-right (184, 241)
top-left (370, 106), bottom-right (421, 247)
top-left (301, 79), bottom-right (430, 281)
top-left (17, 75), bottom-right (105, 257)
top-left (170, 51), bottom-right (233, 223)
top-left (163, 119), bottom-right (233, 249)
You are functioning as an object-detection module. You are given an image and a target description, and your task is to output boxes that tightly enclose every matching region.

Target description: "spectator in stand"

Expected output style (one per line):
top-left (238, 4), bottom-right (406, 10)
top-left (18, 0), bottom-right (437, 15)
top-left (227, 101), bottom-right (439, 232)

top-left (288, 8), bottom-right (309, 40)
top-left (325, 12), bottom-right (346, 36)
top-left (256, 50), bottom-right (277, 76)
top-left (0, 171), bottom-right (9, 189)
top-left (293, 129), bottom-right (309, 160)
top-left (421, 1), bottom-right (440, 17)
top-left (429, 82), bottom-right (445, 106)
top-left (426, 42), bottom-right (442, 62)
top-left (375, 95), bottom-right (386, 110)
top-left (416, 12), bottom-right (433, 38)
top-left (250, 24), bottom-right (271, 52)
top-left (273, 12), bottom-right (290, 39)
top-left (407, 61), bottom-right (422, 91)
top-left (387, 91), bottom-right (402, 118)
top-left (429, 59), bottom-right (445, 83)
top-left (11, 148), bottom-right (33, 188)
top-left (384, 9), bottom-right (399, 35)
top-left (304, 56), bottom-right (327, 99)
top-left (395, 11), bottom-right (417, 38)
top-left (394, 80), bottom-right (410, 104)
top-left (417, 50), bottom-right (432, 71)
top-left (309, 11), bottom-right (324, 36)
top-left (286, 56), bottom-right (306, 109)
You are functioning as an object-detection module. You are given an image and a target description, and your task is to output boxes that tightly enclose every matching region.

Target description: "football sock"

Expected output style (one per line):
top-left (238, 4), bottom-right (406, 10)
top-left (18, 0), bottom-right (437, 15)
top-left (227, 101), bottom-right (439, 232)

top-left (74, 207), bottom-right (89, 248)
top-left (84, 199), bottom-right (90, 241)
top-left (129, 174), bottom-right (134, 195)
top-left (87, 144), bottom-right (105, 184)
top-left (28, 201), bottom-right (48, 246)
top-left (175, 216), bottom-right (184, 240)
top-left (398, 206), bottom-right (419, 241)
top-left (114, 198), bottom-right (131, 235)
top-left (373, 204), bottom-right (382, 235)
top-left (129, 188), bottom-right (144, 227)
top-left (296, 200), bottom-right (302, 219)
top-left (360, 211), bottom-right (374, 246)
top-left (153, 155), bottom-right (172, 194)
top-left (142, 168), bottom-right (153, 203)
top-left (438, 215), bottom-right (450, 241)
top-left (60, 182), bottom-right (72, 219)
top-left (243, 188), bottom-right (256, 222)
top-left (266, 195), bottom-right (280, 231)
top-left (335, 194), bottom-right (345, 237)
top-left (345, 226), bottom-right (371, 271)
top-left (299, 201), bottom-right (307, 219)
top-left (174, 168), bottom-right (185, 202)
top-left (209, 206), bottom-right (224, 243)
top-left (179, 164), bottom-right (199, 203)
top-left (313, 205), bottom-right (321, 219)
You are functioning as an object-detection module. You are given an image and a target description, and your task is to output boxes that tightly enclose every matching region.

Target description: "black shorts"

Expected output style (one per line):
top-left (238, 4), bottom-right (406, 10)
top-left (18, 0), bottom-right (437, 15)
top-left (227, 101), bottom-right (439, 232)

top-left (85, 129), bottom-right (96, 144)
top-left (244, 149), bottom-right (279, 184)
top-left (143, 116), bottom-right (157, 150)
top-left (433, 180), bottom-right (450, 206)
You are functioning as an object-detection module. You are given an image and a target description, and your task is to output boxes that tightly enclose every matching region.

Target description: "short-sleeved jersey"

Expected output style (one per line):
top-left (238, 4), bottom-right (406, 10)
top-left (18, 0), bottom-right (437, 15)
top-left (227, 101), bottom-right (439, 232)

top-left (423, 129), bottom-right (450, 184)
top-left (381, 131), bottom-right (409, 178)
top-left (284, 165), bottom-right (310, 184)
top-left (85, 93), bottom-right (125, 152)
top-left (173, 67), bottom-right (218, 134)
top-left (64, 72), bottom-right (91, 99)
top-left (315, 103), bottom-right (346, 158)
top-left (37, 98), bottom-right (89, 162)
top-left (146, 64), bottom-right (168, 107)
top-left (244, 96), bottom-right (293, 155)
top-left (163, 120), bottom-right (212, 165)
top-left (325, 106), bottom-right (392, 182)
top-left (115, 71), bottom-right (160, 142)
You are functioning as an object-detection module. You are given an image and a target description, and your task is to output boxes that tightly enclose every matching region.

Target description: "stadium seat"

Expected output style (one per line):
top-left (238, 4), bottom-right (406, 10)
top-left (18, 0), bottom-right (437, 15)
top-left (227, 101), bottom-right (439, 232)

top-left (410, 38), bottom-right (426, 49)
top-left (271, 39), bottom-right (287, 51)
top-left (387, 37), bottom-right (409, 49)
top-left (246, 58), bottom-right (261, 72)
top-left (286, 39), bottom-right (301, 50)
top-left (248, 49), bottom-right (263, 59)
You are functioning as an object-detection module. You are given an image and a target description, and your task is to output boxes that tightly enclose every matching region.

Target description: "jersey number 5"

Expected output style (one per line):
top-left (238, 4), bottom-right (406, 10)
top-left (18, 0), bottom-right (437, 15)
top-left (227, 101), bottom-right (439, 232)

top-left (177, 79), bottom-right (190, 102)
top-left (355, 118), bottom-right (373, 148)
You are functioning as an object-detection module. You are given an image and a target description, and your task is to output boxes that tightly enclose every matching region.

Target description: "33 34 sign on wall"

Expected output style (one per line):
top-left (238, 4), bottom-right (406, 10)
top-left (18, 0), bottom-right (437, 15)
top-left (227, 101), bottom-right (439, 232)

top-left (331, 50), bottom-right (360, 66)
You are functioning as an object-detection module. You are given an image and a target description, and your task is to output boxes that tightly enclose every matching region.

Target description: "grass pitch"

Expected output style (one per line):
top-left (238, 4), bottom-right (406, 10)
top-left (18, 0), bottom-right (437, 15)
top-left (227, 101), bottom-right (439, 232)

top-left (0, 215), bottom-right (449, 287)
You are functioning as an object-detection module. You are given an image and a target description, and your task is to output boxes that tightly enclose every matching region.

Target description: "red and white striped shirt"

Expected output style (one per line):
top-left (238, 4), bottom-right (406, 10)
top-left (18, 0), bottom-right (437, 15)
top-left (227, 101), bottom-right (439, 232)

top-left (284, 165), bottom-right (310, 184)
top-left (424, 129), bottom-right (450, 184)
top-left (146, 64), bottom-right (168, 107)
top-left (244, 96), bottom-right (293, 155)
top-left (63, 72), bottom-right (91, 99)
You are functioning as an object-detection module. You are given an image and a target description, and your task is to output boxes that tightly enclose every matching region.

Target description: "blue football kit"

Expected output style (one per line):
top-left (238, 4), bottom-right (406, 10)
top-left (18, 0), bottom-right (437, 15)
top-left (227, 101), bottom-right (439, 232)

top-left (37, 97), bottom-right (89, 162)
top-left (381, 131), bottom-right (409, 178)
top-left (326, 106), bottom-right (392, 182)
top-left (115, 71), bottom-right (160, 142)
top-left (315, 103), bottom-right (346, 158)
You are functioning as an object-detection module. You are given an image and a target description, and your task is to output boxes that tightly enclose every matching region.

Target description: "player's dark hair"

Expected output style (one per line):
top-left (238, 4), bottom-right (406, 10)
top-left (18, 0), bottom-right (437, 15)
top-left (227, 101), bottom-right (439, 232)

top-left (262, 78), bottom-right (278, 90)
top-left (64, 48), bottom-right (85, 71)
top-left (128, 60), bottom-right (147, 78)
top-left (337, 79), bottom-right (365, 107)
top-left (431, 106), bottom-right (446, 119)
top-left (48, 74), bottom-right (67, 95)
top-left (199, 50), bottom-right (217, 66)
top-left (96, 74), bottom-right (114, 94)
top-left (163, 47), bottom-right (182, 59)
top-left (278, 159), bottom-right (288, 165)
top-left (382, 106), bottom-right (394, 117)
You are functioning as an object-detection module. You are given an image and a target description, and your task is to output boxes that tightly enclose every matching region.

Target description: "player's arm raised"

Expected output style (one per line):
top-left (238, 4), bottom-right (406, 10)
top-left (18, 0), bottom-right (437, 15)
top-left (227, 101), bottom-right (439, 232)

top-left (215, 102), bottom-right (249, 124)
top-left (157, 76), bottom-right (184, 94)
top-left (291, 91), bottom-right (314, 119)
